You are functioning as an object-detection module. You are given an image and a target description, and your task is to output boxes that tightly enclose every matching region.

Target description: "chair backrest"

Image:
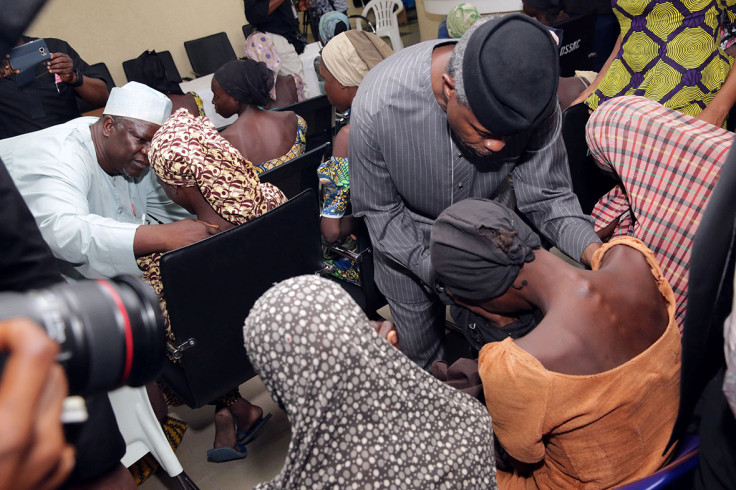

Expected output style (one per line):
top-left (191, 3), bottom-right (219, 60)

top-left (553, 11), bottom-right (596, 77)
top-left (159, 189), bottom-right (323, 408)
top-left (242, 24), bottom-right (255, 41)
top-left (123, 50), bottom-right (182, 85)
top-left (259, 142), bottom-right (329, 199)
top-left (350, 14), bottom-right (376, 33)
top-left (76, 62), bottom-right (115, 114)
top-left (361, 0), bottom-right (403, 31)
top-left (275, 94), bottom-right (334, 152)
top-left (184, 32), bottom-right (238, 77)
top-left (614, 435), bottom-right (699, 489)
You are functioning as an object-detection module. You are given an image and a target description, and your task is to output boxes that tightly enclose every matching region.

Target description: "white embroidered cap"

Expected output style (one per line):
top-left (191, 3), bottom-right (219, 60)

top-left (103, 81), bottom-right (172, 125)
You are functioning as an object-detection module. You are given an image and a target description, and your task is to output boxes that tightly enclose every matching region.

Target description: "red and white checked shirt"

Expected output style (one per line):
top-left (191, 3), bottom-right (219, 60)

top-left (586, 96), bottom-right (733, 330)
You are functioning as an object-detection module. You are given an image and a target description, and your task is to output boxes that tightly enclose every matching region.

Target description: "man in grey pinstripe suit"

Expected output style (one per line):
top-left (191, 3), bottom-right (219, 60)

top-left (349, 15), bottom-right (601, 369)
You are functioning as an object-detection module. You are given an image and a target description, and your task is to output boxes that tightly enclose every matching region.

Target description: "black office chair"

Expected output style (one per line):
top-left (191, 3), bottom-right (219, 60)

top-left (123, 50), bottom-right (183, 84)
top-left (242, 24), bottom-right (255, 41)
top-left (258, 141), bottom-right (386, 318)
top-left (553, 12), bottom-right (596, 77)
top-left (259, 142), bottom-right (329, 199)
top-left (159, 189), bottom-right (324, 408)
top-left (275, 94), bottom-right (334, 153)
top-left (76, 62), bottom-right (115, 114)
top-left (184, 32), bottom-right (238, 77)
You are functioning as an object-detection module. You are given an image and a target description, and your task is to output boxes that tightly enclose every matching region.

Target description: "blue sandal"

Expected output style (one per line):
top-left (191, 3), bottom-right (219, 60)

top-left (207, 445), bottom-right (247, 463)
top-left (236, 413), bottom-right (273, 446)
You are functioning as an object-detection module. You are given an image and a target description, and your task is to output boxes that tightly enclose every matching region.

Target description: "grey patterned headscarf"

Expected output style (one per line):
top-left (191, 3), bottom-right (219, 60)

top-left (243, 275), bottom-right (497, 489)
top-left (431, 198), bottom-right (541, 301)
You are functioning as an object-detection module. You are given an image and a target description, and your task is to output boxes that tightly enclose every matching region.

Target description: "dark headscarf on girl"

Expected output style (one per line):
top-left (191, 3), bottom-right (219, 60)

top-left (430, 198), bottom-right (542, 301)
top-left (214, 58), bottom-right (274, 108)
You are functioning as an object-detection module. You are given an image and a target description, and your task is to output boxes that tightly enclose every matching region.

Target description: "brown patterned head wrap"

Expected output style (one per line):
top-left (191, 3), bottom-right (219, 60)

top-left (149, 108), bottom-right (286, 225)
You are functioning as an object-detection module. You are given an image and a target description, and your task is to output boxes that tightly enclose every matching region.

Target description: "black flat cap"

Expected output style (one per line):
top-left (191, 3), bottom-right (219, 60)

top-left (462, 14), bottom-right (559, 136)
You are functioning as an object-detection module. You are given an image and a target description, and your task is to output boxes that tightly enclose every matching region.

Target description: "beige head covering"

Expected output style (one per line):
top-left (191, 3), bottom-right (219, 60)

top-left (321, 31), bottom-right (393, 87)
top-left (149, 109), bottom-right (286, 225)
top-left (104, 81), bottom-right (172, 125)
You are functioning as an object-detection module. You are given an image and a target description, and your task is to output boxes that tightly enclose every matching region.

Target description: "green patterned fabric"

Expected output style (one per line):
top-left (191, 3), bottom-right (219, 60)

top-left (446, 3), bottom-right (480, 38)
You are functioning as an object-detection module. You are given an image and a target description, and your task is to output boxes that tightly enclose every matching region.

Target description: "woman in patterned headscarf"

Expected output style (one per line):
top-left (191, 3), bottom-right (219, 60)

top-left (139, 108), bottom-right (287, 463)
top-left (212, 58), bottom-right (307, 174)
top-left (318, 31), bottom-right (393, 285)
top-left (244, 275), bottom-right (497, 488)
top-left (318, 11), bottom-right (350, 44)
top-left (244, 32), bottom-right (306, 107)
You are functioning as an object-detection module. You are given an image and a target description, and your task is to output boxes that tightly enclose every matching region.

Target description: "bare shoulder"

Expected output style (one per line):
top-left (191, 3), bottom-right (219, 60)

top-left (598, 242), bottom-right (655, 283)
top-left (334, 124), bottom-right (350, 157)
top-left (219, 122), bottom-right (251, 159)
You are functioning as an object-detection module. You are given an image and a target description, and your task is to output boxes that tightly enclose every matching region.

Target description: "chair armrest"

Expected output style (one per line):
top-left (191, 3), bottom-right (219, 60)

top-left (323, 241), bottom-right (372, 264)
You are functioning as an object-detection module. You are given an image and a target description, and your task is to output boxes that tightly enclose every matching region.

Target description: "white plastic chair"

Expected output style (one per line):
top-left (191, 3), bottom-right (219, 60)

top-left (108, 386), bottom-right (199, 489)
top-left (356, 0), bottom-right (404, 51)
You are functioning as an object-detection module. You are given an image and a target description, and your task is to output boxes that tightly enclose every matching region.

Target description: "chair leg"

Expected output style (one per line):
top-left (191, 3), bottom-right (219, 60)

top-left (175, 471), bottom-right (200, 490)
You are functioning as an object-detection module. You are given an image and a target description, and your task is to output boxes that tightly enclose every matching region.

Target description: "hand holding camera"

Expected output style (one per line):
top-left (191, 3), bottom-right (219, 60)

top-left (0, 318), bottom-right (75, 490)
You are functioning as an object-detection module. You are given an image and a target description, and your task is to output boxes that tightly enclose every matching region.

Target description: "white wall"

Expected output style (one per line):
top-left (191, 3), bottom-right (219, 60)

top-left (27, 0), bottom-right (250, 87)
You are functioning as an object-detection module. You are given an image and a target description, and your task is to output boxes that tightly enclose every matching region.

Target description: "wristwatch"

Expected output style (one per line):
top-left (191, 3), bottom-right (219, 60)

top-left (67, 69), bottom-right (83, 88)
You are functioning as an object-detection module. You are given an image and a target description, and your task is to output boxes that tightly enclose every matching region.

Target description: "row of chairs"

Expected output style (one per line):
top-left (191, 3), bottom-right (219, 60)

top-left (77, 28), bottom-right (244, 115)
top-left (112, 140), bottom-right (386, 487)
top-left (82, 0), bottom-right (409, 113)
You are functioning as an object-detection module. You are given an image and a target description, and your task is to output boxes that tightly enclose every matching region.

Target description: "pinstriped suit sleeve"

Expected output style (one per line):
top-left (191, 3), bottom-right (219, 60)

top-left (349, 105), bottom-right (435, 288)
top-left (512, 106), bottom-right (600, 262)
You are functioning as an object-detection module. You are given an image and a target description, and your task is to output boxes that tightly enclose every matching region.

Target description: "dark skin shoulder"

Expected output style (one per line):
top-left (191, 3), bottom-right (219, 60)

top-left (167, 93), bottom-right (201, 117)
top-left (262, 75), bottom-right (298, 110)
top-left (516, 244), bottom-right (670, 375)
top-left (220, 108), bottom-right (298, 165)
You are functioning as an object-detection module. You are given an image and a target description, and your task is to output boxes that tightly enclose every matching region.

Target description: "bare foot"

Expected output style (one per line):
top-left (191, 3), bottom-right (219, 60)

top-left (213, 408), bottom-right (237, 449)
top-left (228, 398), bottom-right (264, 433)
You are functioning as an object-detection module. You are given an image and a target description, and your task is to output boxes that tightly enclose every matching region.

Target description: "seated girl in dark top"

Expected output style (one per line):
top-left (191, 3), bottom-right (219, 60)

top-left (211, 59), bottom-right (306, 174)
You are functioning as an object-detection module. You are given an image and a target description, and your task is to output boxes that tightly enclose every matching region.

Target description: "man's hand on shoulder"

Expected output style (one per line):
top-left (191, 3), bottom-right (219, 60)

top-left (580, 241), bottom-right (602, 268)
top-left (134, 219), bottom-right (220, 256)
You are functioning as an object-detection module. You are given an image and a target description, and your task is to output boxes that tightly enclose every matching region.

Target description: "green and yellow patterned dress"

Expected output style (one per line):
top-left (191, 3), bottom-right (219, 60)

top-left (318, 154), bottom-right (361, 285)
top-left (586, 0), bottom-right (736, 117)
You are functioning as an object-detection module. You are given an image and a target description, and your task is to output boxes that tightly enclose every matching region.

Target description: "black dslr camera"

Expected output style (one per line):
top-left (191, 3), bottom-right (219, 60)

top-left (0, 276), bottom-right (165, 396)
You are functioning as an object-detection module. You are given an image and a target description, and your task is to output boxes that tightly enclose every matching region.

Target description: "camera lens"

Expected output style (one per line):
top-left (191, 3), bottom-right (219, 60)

top-left (0, 276), bottom-right (165, 396)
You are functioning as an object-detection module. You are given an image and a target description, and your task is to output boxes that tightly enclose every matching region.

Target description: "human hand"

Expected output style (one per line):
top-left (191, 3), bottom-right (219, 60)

top-left (580, 241), bottom-right (603, 268)
top-left (695, 104), bottom-right (727, 129)
top-left (162, 218), bottom-right (220, 251)
top-left (569, 91), bottom-right (590, 108)
top-left (0, 318), bottom-right (75, 490)
top-left (369, 320), bottom-right (400, 350)
top-left (1, 55), bottom-right (19, 78)
top-left (46, 52), bottom-right (76, 84)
